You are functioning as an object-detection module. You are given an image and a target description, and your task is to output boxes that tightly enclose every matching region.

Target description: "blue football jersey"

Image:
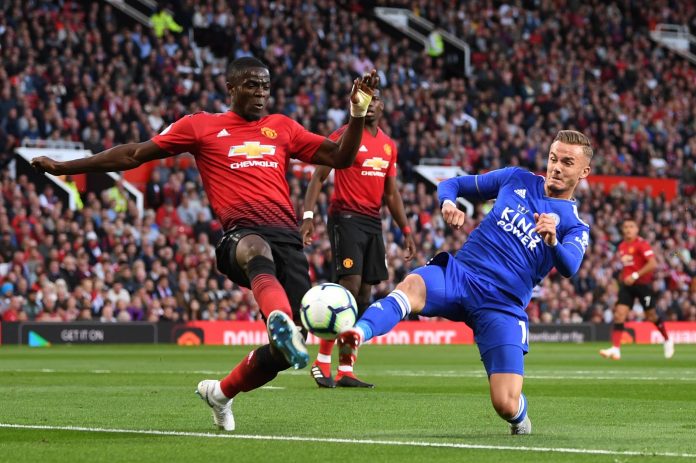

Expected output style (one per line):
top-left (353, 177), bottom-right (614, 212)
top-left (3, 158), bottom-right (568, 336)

top-left (438, 167), bottom-right (590, 313)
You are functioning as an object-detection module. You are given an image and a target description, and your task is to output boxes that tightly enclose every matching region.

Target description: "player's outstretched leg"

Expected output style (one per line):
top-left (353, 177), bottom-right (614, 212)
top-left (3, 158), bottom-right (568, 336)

top-left (196, 344), bottom-right (289, 431)
top-left (354, 289), bottom-right (412, 343)
top-left (311, 338), bottom-right (336, 388)
top-left (245, 254), bottom-right (309, 368)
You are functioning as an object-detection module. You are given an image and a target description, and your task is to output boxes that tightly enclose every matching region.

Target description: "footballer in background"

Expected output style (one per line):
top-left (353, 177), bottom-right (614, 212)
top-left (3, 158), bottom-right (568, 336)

top-left (301, 88), bottom-right (416, 388)
top-left (600, 219), bottom-right (674, 360)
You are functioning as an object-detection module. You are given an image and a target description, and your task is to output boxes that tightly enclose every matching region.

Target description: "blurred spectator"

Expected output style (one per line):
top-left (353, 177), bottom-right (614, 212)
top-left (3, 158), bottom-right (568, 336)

top-left (150, 6), bottom-right (183, 38)
top-left (100, 301), bottom-right (117, 323)
top-left (146, 170), bottom-right (164, 210)
top-left (64, 176), bottom-right (84, 210)
top-left (106, 180), bottom-right (128, 214)
top-left (2, 296), bottom-right (26, 322)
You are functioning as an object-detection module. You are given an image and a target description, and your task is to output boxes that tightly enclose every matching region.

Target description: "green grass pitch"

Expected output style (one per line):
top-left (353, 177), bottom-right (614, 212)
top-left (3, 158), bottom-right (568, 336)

top-left (1, 343), bottom-right (694, 462)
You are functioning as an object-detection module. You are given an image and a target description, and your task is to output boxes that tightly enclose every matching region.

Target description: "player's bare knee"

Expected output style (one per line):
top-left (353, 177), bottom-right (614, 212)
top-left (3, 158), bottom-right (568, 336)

top-left (614, 305), bottom-right (629, 323)
top-left (395, 274), bottom-right (426, 312)
top-left (237, 234), bottom-right (273, 264)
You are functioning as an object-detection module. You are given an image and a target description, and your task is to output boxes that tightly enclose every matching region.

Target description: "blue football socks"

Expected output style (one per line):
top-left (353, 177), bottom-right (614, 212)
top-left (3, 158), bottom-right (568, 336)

top-left (508, 393), bottom-right (528, 424)
top-left (355, 290), bottom-right (411, 343)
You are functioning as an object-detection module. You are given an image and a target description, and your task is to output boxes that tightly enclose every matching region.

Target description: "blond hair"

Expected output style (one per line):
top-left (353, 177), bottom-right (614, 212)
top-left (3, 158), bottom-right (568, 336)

top-left (553, 130), bottom-right (593, 160)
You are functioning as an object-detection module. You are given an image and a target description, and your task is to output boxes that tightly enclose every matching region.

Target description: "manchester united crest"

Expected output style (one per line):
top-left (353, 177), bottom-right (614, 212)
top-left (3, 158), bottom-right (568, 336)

top-left (343, 258), bottom-right (354, 269)
top-left (383, 144), bottom-right (392, 156)
top-left (261, 127), bottom-right (277, 139)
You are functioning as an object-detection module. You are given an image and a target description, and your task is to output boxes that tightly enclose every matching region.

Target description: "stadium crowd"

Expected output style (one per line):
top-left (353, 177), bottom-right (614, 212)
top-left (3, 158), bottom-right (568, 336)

top-left (0, 0), bottom-right (694, 325)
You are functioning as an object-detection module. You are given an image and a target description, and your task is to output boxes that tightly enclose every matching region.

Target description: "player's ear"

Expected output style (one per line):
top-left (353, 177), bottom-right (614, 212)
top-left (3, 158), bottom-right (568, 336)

top-left (579, 164), bottom-right (591, 180)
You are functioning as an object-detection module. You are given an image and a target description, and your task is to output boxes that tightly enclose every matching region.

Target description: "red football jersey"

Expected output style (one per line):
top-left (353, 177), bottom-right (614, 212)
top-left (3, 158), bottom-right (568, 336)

top-left (328, 126), bottom-right (397, 218)
top-left (618, 238), bottom-right (655, 284)
top-left (151, 112), bottom-right (324, 231)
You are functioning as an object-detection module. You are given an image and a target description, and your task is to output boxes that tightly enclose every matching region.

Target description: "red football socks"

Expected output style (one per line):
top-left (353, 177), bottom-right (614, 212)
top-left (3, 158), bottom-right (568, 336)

top-left (313, 361), bottom-right (331, 377)
top-left (335, 371), bottom-right (356, 381)
top-left (655, 320), bottom-right (669, 341)
top-left (611, 323), bottom-right (624, 348)
top-left (220, 348), bottom-right (278, 398)
top-left (250, 274), bottom-right (292, 319)
top-left (318, 338), bottom-right (335, 356)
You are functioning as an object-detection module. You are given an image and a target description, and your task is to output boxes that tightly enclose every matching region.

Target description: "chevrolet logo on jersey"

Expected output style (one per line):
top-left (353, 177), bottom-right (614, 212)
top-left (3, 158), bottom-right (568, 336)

top-left (362, 157), bottom-right (389, 170)
top-left (361, 157), bottom-right (389, 177)
top-left (228, 142), bottom-right (278, 170)
top-left (228, 142), bottom-right (276, 159)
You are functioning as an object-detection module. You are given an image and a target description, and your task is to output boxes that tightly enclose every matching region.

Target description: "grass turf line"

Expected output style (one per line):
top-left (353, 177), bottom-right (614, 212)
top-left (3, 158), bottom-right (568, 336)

top-left (0, 343), bottom-right (693, 463)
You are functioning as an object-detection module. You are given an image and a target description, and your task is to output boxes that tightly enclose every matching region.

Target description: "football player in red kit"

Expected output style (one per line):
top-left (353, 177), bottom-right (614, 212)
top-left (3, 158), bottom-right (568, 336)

top-left (600, 219), bottom-right (674, 360)
top-left (301, 89), bottom-right (416, 387)
top-left (31, 57), bottom-right (379, 430)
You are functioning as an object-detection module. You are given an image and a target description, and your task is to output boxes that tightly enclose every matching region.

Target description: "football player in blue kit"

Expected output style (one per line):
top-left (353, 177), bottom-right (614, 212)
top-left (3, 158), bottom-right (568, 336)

top-left (337, 130), bottom-right (593, 435)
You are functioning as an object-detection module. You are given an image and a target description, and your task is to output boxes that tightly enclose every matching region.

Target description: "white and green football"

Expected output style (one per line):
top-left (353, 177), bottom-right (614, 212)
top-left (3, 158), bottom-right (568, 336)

top-left (300, 283), bottom-right (358, 340)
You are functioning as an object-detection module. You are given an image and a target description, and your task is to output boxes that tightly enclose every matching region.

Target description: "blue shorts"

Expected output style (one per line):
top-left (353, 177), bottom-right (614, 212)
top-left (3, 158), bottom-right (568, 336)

top-left (480, 344), bottom-right (525, 376)
top-left (412, 252), bottom-right (529, 375)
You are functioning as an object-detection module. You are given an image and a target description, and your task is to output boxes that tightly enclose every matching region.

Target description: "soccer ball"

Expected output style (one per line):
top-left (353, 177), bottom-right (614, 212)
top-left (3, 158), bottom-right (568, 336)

top-left (300, 283), bottom-right (358, 340)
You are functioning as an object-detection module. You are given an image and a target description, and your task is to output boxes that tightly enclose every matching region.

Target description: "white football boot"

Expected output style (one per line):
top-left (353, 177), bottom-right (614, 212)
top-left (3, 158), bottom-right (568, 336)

top-left (196, 380), bottom-right (235, 431)
top-left (664, 339), bottom-right (674, 359)
top-left (599, 346), bottom-right (621, 360)
top-left (510, 415), bottom-right (532, 435)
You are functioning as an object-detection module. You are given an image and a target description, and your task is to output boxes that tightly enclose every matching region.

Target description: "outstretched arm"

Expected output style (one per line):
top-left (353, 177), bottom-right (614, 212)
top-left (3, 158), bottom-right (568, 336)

top-left (438, 168), bottom-right (515, 204)
top-left (300, 165), bottom-right (332, 246)
top-left (439, 168), bottom-right (516, 231)
top-left (31, 141), bottom-right (172, 175)
top-left (384, 176), bottom-right (416, 260)
top-left (310, 70), bottom-right (379, 168)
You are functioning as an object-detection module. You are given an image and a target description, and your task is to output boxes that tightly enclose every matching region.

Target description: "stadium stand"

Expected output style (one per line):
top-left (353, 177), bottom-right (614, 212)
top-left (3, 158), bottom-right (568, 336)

top-left (0, 0), bottom-right (693, 325)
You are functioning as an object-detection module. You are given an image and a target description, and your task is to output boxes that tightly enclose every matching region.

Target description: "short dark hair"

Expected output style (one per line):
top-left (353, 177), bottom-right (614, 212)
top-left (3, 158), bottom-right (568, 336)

top-left (553, 130), bottom-right (593, 160)
top-left (226, 57), bottom-right (269, 83)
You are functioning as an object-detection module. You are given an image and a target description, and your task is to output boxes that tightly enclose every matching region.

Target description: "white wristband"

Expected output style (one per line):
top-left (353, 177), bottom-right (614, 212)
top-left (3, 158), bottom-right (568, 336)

top-left (303, 211), bottom-right (314, 220)
top-left (442, 199), bottom-right (457, 209)
top-left (632, 272), bottom-right (640, 280)
top-left (350, 88), bottom-right (372, 117)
